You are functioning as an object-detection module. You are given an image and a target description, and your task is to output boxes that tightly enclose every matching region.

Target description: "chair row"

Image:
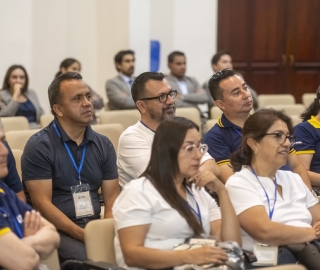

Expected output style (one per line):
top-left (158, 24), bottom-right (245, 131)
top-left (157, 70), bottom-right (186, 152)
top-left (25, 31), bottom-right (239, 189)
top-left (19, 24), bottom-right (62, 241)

top-left (258, 93), bottom-right (316, 108)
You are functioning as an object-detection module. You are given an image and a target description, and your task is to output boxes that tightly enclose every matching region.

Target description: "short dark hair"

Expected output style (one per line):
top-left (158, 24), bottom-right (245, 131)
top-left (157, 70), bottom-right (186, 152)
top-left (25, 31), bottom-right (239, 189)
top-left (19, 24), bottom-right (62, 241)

top-left (231, 109), bottom-right (293, 172)
top-left (114, 50), bottom-right (135, 71)
top-left (142, 117), bottom-right (203, 235)
top-left (131, 72), bottom-right (165, 103)
top-left (208, 69), bottom-right (239, 100)
top-left (211, 51), bottom-right (231, 65)
top-left (168, 51), bottom-right (185, 63)
top-left (2, 65), bottom-right (29, 94)
top-left (48, 72), bottom-right (82, 115)
top-left (55, 58), bottom-right (81, 78)
top-left (300, 85), bottom-right (320, 122)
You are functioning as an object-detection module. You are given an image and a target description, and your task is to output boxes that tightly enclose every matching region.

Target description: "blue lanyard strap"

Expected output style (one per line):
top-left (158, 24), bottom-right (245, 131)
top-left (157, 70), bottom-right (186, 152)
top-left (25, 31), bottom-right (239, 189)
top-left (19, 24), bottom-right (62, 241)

top-left (186, 188), bottom-right (202, 226)
top-left (0, 207), bottom-right (23, 239)
top-left (250, 165), bottom-right (277, 219)
top-left (53, 123), bottom-right (86, 184)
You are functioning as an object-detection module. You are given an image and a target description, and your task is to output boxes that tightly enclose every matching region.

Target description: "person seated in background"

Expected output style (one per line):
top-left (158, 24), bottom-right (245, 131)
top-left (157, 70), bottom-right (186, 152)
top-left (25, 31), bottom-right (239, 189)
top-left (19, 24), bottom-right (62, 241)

top-left (294, 85), bottom-right (320, 191)
top-left (0, 65), bottom-right (44, 128)
top-left (0, 122), bottom-right (60, 270)
top-left (203, 51), bottom-right (258, 111)
top-left (56, 58), bottom-right (104, 124)
top-left (226, 109), bottom-right (320, 266)
top-left (165, 51), bottom-right (209, 119)
top-left (204, 69), bottom-right (312, 189)
top-left (106, 50), bottom-right (136, 110)
top-left (117, 72), bottom-right (219, 188)
top-left (113, 117), bottom-right (241, 269)
top-left (22, 72), bottom-right (120, 265)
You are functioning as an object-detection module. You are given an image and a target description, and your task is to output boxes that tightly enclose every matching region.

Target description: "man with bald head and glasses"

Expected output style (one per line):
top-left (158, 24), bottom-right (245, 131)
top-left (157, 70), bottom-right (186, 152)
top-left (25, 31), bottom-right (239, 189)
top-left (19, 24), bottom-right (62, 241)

top-left (203, 69), bottom-right (312, 190)
top-left (117, 72), bottom-right (219, 187)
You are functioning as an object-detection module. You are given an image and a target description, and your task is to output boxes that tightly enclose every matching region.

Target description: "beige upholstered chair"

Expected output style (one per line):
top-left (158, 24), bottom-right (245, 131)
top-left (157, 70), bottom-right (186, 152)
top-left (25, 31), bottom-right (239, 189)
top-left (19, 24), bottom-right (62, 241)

top-left (265, 104), bottom-right (305, 117)
top-left (291, 115), bottom-right (303, 127)
top-left (260, 265), bottom-right (306, 270)
top-left (84, 218), bottom-right (116, 265)
top-left (206, 119), bottom-right (217, 132)
top-left (40, 114), bottom-right (54, 128)
top-left (176, 107), bottom-right (201, 124)
top-left (91, 123), bottom-right (125, 152)
top-left (99, 110), bottom-right (140, 130)
top-left (6, 129), bottom-right (40, 151)
top-left (258, 94), bottom-right (295, 108)
top-left (210, 106), bottom-right (223, 119)
top-left (11, 149), bottom-right (23, 179)
top-left (1, 116), bottom-right (29, 133)
top-left (40, 249), bottom-right (60, 270)
top-left (302, 93), bottom-right (316, 108)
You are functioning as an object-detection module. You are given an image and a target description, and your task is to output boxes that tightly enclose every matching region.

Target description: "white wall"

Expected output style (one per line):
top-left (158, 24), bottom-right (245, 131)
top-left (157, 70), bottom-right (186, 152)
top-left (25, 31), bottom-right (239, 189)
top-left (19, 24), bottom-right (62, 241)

top-left (0, 0), bottom-right (217, 113)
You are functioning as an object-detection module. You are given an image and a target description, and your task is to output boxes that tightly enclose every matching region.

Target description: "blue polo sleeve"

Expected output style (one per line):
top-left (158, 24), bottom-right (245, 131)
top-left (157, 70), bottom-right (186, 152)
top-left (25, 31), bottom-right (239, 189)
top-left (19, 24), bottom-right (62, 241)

top-left (1, 141), bottom-right (23, 193)
top-left (294, 122), bottom-right (317, 154)
top-left (102, 139), bottom-right (118, 180)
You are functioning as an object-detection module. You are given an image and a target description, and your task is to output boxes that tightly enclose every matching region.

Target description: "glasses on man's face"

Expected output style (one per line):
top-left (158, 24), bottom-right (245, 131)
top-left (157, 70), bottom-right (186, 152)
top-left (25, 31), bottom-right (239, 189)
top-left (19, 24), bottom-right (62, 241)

top-left (140, 90), bottom-right (177, 103)
top-left (263, 131), bottom-right (295, 146)
top-left (184, 143), bottom-right (208, 156)
top-left (211, 69), bottom-right (232, 80)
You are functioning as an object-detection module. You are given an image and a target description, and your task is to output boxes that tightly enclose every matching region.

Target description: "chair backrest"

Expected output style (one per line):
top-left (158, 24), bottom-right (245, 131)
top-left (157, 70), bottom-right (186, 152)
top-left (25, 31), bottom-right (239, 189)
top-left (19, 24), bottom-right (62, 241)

top-left (6, 129), bottom-right (40, 151)
top-left (1, 116), bottom-right (29, 133)
top-left (84, 218), bottom-right (116, 265)
top-left (258, 94), bottom-right (295, 107)
top-left (11, 149), bottom-right (23, 179)
top-left (40, 249), bottom-right (60, 270)
top-left (291, 115), bottom-right (303, 127)
top-left (259, 264), bottom-right (306, 270)
top-left (265, 104), bottom-right (306, 116)
top-left (175, 107), bottom-right (202, 134)
top-left (206, 119), bottom-right (217, 132)
top-left (99, 110), bottom-right (140, 130)
top-left (302, 93), bottom-right (316, 108)
top-left (91, 124), bottom-right (125, 152)
top-left (210, 106), bottom-right (223, 119)
top-left (40, 114), bottom-right (54, 128)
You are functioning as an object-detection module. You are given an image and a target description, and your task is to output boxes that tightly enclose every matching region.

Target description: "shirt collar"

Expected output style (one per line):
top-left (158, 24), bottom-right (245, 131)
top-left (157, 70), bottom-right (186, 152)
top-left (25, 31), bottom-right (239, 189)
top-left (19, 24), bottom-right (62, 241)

top-left (52, 118), bottom-right (94, 144)
top-left (119, 73), bottom-right (134, 84)
top-left (217, 114), bottom-right (242, 129)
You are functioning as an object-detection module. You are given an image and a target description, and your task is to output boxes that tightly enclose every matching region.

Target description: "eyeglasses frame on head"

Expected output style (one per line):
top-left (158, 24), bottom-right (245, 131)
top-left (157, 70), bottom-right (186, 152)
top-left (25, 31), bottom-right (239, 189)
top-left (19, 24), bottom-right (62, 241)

top-left (211, 68), bottom-right (232, 80)
top-left (263, 131), bottom-right (295, 146)
top-left (184, 143), bottom-right (208, 156)
top-left (140, 90), bottom-right (177, 103)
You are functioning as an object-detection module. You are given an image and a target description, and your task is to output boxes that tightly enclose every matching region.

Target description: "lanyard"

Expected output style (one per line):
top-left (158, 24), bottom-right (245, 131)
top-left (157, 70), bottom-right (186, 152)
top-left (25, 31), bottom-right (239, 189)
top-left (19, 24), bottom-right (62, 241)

top-left (186, 188), bottom-right (202, 226)
top-left (53, 123), bottom-right (86, 185)
top-left (0, 207), bottom-right (23, 239)
top-left (250, 165), bottom-right (277, 220)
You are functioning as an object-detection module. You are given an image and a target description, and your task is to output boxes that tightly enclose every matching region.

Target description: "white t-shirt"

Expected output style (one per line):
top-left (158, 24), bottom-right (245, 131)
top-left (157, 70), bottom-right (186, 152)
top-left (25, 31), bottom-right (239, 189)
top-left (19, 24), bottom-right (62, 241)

top-left (225, 167), bottom-right (318, 251)
top-left (117, 121), bottom-right (214, 187)
top-left (112, 177), bottom-right (221, 269)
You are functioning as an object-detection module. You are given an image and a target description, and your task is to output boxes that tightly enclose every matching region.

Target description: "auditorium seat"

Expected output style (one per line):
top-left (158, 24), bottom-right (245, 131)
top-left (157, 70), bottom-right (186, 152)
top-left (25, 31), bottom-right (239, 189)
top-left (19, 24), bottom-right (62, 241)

top-left (40, 114), bottom-right (54, 128)
top-left (258, 94), bottom-right (295, 108)
top-left (265, 104), bottom-right (305, 117)
top-left (6, 129), bottom-right (40, 151)
top-left (99, 110), bottom-right (140, 130)
top-left (1, 116), bottom-right (29, 133)
top-left (302, 93), bottom-right (316, 108)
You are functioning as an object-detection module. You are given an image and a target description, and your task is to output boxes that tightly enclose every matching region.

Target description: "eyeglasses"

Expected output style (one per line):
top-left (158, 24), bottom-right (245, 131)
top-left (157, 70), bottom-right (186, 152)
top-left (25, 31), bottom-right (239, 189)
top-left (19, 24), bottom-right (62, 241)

top-left (211, 69), bottom-right (232, 80)
top-left (140, 90), bottom-right (177, 103)
top-left (263, 131), bottom-right (295, 146)
top-left (184, 143), bottom-right (208, 156)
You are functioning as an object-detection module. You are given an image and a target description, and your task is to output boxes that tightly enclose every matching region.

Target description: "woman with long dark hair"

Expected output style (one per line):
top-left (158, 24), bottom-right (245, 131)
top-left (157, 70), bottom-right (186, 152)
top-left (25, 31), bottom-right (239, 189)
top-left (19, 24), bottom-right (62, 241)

top-left (226, 108), bottom-right (320, 266)
top-left (113, 117), bottom-right (241, 269)
top-left (294, 87), bottom-right (320, 188)
top-left (0, 65), bottom-right (44, 128)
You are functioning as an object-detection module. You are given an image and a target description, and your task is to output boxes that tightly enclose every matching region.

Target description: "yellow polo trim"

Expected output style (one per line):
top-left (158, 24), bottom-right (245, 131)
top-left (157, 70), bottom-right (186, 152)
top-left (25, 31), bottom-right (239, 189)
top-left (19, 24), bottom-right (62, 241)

top-left (308, 116), bottom-right (320, 128)
top-left (217, 159), bottom-right (230, 166)
top-left (217, 116), bottom-right (223, 127)
top-left (0, 188), bottom-right (4, 193)
top-left (0, 227), bottom-right (11, 237)
top-left (289, 149), bottom-right (295, 156)
top-left (296, 150), bottom-right (315, 155)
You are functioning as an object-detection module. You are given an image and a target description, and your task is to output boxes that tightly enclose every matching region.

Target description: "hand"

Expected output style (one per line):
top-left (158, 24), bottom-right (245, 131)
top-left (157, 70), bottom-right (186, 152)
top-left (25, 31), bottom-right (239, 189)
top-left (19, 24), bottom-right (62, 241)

top-left (313, 221), bottom-right (320, 237)
top-left (188, 171), bottom-right (225, 193)
top-left (24, 210), bottom-right (42, 237)
top-left (185, 245), bottom-right (229, 266)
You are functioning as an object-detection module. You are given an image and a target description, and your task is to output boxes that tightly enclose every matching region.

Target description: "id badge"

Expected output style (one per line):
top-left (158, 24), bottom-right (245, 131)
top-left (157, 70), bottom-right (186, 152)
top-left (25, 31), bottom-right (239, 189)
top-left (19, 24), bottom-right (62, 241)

top-left (252, 241), bottom-right (278, 266)
top-left (71, 183), bottom-right (94, 218)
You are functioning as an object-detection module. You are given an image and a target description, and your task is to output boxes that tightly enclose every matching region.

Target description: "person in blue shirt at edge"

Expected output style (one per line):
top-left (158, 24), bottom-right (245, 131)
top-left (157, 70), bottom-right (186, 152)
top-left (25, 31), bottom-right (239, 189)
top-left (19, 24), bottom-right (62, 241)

top-left (0, 121), bottom-right (60, 270)
top-left (203, 69), bottom-right (312, 190)
top-left (294, 85), bottom-right (320, 190)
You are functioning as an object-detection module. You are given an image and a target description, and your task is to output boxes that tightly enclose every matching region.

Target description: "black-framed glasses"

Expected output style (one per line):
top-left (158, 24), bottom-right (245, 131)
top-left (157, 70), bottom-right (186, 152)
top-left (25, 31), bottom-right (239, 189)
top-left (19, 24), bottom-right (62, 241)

top-left (263, 131), bottom-right (295, 146)
top-left (211, 69), bottom-right (232, 80)
top-left (140, 90), bottom-right (177, 103)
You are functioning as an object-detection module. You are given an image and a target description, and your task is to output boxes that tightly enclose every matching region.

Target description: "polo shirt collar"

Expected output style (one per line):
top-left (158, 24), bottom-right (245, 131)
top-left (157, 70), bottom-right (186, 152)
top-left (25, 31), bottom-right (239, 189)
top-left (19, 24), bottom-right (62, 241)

top-left (218, 114), bottom-right (242, 130)
top-left (53, 118), bottom-right (94, 144)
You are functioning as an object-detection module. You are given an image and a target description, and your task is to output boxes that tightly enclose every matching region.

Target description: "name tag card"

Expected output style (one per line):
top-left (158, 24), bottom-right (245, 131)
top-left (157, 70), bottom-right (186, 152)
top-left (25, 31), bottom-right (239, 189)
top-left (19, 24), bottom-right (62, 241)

top-left (252, 241), bottom-right (278, 266)
top-left (71, 183), bottom-right (94, 218)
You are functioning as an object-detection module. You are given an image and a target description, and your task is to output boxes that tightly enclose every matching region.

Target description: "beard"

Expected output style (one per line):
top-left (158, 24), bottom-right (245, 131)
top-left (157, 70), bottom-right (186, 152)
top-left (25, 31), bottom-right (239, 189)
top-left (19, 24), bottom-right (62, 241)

top-left (149, 104), bottom-right (175, 122)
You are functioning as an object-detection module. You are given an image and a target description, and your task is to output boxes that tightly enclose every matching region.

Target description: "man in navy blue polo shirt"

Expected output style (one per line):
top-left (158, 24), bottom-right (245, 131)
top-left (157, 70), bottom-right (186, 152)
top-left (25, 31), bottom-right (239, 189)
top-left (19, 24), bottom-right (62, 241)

top-left (204, 69), bottom-right (312, 189)
top-left (22, 72), bottom-right (120, 265)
